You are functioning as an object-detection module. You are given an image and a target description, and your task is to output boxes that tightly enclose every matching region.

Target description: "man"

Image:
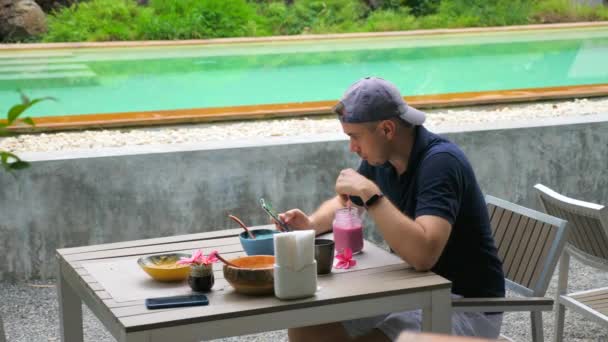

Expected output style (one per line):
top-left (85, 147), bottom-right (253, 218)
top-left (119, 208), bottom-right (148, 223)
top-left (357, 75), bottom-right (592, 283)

top-left (279, 77), bottom-right (505, 342)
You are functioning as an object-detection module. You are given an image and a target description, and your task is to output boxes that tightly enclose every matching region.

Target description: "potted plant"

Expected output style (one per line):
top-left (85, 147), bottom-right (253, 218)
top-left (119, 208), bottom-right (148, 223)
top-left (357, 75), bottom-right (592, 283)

top-left (177, 249), bottom-right (219, 292)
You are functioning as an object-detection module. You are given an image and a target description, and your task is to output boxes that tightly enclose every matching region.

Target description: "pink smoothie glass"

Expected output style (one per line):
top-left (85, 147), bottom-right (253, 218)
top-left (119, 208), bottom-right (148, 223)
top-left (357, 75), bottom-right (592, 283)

top-left (332, 207), bottom-right (363, 254)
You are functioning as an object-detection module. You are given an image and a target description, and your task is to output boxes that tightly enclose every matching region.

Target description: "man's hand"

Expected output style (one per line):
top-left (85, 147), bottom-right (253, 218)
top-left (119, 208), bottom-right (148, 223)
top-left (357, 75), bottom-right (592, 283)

top-left (277, 209), bottom-right (313, 230)
top-left (335, 168), bottom-right (380, 201)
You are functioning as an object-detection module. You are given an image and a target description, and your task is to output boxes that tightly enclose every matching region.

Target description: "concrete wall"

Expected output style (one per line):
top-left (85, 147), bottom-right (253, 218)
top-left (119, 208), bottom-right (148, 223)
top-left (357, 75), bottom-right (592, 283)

top-left (1, 115), bottom-right (607, 281)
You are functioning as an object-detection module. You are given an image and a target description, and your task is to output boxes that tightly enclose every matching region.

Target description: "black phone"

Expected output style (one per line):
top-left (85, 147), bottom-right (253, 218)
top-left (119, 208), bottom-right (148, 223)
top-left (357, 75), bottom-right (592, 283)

top-left (259, 198), bottom-right (291, 232)
top-left (145, 294), bottom-right (209, 310)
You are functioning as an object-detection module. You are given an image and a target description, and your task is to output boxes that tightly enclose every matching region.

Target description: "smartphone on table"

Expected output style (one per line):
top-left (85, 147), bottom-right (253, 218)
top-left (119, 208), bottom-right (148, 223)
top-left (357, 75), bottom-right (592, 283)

top-left (145, 294), bottom-right (209, 310)
top-left (259, 198), bottom-right (291, 232)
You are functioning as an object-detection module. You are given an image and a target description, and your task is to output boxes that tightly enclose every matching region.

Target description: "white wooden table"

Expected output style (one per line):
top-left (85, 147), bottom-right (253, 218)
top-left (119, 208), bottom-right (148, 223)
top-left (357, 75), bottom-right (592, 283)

top-left (56, 226), bottom-right (452, 342)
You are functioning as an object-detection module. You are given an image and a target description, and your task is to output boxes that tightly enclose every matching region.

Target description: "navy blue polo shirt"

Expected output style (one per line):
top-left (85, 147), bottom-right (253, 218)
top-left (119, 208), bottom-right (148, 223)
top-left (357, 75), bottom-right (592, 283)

top-left (357, 126), bottom-right (505, 298)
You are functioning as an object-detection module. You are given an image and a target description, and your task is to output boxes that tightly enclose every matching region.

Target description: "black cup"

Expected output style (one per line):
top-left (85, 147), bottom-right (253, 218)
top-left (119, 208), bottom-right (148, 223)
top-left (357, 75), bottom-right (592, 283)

top-left (315, 239), bottom-right (335, 275)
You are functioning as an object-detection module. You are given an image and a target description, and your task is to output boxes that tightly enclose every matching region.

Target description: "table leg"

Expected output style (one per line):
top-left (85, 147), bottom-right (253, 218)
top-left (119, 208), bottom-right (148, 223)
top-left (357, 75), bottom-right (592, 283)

top-left (422, 288), bottom-right (452, 334)
top-left (58, 264), bottom-right (83, 342)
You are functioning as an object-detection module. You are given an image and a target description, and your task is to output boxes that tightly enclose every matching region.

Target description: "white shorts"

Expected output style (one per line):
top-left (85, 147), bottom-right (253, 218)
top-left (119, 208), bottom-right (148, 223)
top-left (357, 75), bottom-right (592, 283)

top-left (342, 297), bottom-right (503, 341)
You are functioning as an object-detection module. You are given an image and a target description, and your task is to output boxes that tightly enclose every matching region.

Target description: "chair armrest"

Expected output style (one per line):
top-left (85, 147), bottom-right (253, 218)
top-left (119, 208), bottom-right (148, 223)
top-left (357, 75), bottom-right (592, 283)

top-left (452, 297), bottom-right (553, 312)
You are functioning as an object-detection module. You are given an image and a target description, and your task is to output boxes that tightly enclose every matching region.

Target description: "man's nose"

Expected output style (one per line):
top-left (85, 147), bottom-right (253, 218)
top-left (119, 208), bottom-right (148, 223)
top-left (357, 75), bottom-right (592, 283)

top-left (349, 140), bottom-right (359, 153)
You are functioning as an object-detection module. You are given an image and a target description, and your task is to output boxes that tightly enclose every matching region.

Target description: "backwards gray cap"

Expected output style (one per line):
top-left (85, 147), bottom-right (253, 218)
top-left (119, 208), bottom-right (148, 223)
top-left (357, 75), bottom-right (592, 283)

top-left (333, 77), bottom-right (426, 125)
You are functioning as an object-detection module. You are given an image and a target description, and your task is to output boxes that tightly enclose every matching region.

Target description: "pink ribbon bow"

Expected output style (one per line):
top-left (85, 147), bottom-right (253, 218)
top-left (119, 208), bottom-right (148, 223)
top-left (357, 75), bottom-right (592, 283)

top-left (335, 248), bottom-right (357, 269)
top-left (177, 249), bottom-right (219, 266)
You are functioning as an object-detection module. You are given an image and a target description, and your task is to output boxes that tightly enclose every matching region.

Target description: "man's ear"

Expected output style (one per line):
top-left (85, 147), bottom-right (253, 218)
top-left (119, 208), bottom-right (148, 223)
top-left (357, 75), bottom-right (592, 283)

top-left (380, 120), bottom-right (397, 139)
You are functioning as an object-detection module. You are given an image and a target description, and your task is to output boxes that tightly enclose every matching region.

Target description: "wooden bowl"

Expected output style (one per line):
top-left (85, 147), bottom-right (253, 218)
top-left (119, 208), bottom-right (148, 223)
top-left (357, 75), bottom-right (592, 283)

top-left (223, 255), bottom-right (275, 295)
top-left (137, 253), bottom-right (191, 282)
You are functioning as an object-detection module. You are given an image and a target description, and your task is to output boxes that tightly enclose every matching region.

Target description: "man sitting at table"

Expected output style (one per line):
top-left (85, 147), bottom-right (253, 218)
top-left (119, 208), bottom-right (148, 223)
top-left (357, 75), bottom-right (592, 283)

top-left (278, 77), bottom-right (505, 342)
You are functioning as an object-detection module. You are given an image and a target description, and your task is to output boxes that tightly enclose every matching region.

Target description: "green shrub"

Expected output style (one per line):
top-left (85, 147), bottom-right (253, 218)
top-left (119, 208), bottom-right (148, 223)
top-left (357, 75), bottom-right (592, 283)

top-left (436, 0), bottom-right (532, 27)
top-left (137, 0), bottom-right (260, 40)
top-left (416, 14), bottom-right (444, 29)
top-left (40, 0), bottom-right (608, 43)
top-left (44, 0), bottom-right (145, 42)
top-left (404, 0), bottom-right (441, 16)
top-left (309, 0), bottom-right (370, 33)
top-left (429, 0), bottom-right (608, 28)
top-left (364, 8), bottom-right (419, 32)
top-left (531, 0), bottom-right (608, 23)
top-left (253, 2), bottom-right (289, 35)
top-left (256, 0), bottom-right (369, 35)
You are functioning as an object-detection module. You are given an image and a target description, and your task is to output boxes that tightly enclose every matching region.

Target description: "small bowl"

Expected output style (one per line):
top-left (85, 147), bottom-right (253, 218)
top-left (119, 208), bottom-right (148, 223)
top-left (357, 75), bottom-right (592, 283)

top-left (223, 255), bottom-right (275, 295)
top-left (239, 229), bottom-right (279, 256)
top-left (137, 253), bottom-right (191, 282)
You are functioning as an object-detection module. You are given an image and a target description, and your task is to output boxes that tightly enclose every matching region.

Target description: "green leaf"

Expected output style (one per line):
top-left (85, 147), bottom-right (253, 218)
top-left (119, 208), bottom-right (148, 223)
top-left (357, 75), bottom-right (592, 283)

top-left (1, 151), bottom-right (17, 162)
top-left (21, 117), bottom-right (36, 127)
top-left (7, 96), bottom-right (55, 124)
top-left (28, 97), bottom-right (57, 107)
top-left (9, 160), bottom-right (30, 170)
top-left (0, 151), bottom-right (29, 171)
top-left (7, 104), bottom-right (27, 124)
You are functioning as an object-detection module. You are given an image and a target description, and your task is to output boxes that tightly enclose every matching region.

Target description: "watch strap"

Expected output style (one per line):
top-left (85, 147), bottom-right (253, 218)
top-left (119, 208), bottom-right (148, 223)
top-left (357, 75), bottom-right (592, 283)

top-left (364, 193), bottom-right (384, 208)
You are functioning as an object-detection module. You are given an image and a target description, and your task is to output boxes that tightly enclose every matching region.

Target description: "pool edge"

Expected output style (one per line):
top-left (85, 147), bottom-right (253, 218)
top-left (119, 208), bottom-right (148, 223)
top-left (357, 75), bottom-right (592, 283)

top-left (3, 83), bottom-right (607, 132)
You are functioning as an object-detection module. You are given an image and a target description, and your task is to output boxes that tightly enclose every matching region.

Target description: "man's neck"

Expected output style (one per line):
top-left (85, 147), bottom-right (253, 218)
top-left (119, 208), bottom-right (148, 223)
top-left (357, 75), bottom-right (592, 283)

top-left (388, 127), bottom-right (416, 175)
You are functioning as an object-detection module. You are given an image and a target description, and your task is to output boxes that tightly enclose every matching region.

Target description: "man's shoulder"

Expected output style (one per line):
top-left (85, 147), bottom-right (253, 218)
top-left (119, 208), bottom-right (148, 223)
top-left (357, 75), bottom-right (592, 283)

top-left (418, 141), bottom-right (475, 181)
top-left (424, 140), bottom-right (468, 164)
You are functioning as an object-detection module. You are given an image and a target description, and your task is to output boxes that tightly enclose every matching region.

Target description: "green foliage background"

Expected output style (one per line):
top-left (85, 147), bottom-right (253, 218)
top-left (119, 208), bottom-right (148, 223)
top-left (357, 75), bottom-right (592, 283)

top-left (39, 0), bottom-right (608, 42)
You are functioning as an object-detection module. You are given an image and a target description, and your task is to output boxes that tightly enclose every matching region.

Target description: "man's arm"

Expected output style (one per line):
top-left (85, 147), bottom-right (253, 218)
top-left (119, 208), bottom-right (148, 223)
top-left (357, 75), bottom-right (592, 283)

top-left (365, 196), bottom-right (451, 271)
top-left (337, 167), bottom-right (455, 271)
top-left (279, 196), bottom-right (346, 235)
top-left (308, 195), bottom-right (347, 235)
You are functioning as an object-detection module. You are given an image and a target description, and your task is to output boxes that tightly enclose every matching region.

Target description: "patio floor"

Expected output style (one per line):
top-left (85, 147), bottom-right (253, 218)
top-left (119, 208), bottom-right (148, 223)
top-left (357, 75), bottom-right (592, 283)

top-left (1, 257), bottom-right (606, 342)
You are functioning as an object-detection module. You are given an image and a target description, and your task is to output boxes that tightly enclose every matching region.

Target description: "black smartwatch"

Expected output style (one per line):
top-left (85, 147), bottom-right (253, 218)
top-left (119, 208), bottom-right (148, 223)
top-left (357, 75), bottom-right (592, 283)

top-left (364, 193), bottom-right (384, 208)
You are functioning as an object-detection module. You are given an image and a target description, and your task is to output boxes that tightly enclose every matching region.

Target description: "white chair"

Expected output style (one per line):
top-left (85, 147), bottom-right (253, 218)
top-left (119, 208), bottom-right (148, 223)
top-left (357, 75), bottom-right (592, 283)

top-left (535, 184), bottom-right (608, 342)
top-left (452, 195), bottom-right (569, 342)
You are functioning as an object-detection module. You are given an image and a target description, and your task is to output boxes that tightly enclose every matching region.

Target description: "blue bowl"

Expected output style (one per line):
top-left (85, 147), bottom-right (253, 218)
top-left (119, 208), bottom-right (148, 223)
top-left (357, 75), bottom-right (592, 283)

top-left (239, 229), bottom-right (279, 256)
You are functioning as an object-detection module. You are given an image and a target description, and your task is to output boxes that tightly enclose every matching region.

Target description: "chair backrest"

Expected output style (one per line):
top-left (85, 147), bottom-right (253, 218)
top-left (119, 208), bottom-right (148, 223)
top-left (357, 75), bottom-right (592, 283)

top-left (486, 195), bottom-right (568, 297)
top-left (534, 184), bottom-right (608, 270)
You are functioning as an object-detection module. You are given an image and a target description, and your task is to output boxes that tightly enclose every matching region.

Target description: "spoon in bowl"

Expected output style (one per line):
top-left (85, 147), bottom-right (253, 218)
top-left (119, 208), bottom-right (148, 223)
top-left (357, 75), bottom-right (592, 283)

top-left (214, 252), bottom-right (240, 268)
top-left (228, 214), bottom-right (256, 239)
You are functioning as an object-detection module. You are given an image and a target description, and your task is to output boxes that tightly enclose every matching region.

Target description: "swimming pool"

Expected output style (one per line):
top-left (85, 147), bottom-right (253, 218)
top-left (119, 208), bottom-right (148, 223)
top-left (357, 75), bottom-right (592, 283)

top-left (0, 24), bottom-right (607, 123)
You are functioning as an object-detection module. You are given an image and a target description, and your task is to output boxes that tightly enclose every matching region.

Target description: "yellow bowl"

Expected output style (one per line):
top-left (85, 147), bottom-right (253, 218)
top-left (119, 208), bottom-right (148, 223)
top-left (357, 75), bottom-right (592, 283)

top-left (223, 255), bottom-right (275, 295)
top-left (137, 253), bottom-right (191, 282)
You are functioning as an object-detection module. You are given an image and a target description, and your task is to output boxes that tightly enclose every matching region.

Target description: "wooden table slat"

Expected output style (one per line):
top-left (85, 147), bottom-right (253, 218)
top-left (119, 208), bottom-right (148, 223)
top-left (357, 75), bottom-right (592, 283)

top-left (101, 262), bottom-right (414, 309)
top-left (71, 249), bottom-right (248, 270)
top-left (119, 273), bottom-right (449, 330)
top-left (58, 228), bottom-right (245, 255)
top-left (64, 237), bottom-right (245, 262)
top-left (112, 265), bottom-right (433, 317)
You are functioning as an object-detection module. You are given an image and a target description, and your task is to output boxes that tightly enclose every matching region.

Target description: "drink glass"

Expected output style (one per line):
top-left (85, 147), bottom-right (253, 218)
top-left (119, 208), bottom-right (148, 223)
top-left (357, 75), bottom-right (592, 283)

top-left (332, 207), bottom-right (363, 254)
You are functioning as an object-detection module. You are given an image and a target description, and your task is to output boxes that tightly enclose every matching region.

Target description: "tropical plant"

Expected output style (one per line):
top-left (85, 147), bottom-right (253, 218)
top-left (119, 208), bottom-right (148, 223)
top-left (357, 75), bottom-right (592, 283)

top-left (0, 92), bottom-right (54, 171)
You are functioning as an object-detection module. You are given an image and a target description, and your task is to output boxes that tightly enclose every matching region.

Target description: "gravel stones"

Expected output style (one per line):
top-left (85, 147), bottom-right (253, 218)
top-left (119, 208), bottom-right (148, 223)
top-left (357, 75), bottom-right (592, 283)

top-left (1, 98), bottom-right (607, 154)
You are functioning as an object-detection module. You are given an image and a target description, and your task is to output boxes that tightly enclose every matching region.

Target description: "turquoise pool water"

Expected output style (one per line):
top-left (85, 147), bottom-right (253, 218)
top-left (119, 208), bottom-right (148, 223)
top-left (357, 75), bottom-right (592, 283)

top-left (1, 27), bottom-right (607, 118)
